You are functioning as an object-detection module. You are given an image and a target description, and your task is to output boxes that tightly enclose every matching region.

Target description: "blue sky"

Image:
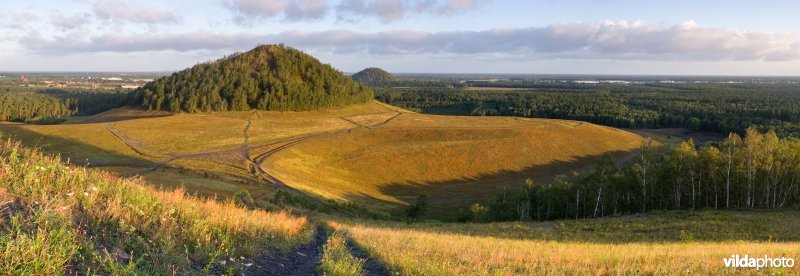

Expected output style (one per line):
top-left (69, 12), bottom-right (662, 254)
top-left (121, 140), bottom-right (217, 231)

top-left (1, 0), bottom-right (799, 75)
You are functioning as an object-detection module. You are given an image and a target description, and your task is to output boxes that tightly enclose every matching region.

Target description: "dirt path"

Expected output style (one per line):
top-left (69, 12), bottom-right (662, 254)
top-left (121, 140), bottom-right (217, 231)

top-left (106, 123), bottom-right (173, 159)
top-left (246, 225), bottom-right (391, 276)
top-left (246, 226), bottom-right (327, 276)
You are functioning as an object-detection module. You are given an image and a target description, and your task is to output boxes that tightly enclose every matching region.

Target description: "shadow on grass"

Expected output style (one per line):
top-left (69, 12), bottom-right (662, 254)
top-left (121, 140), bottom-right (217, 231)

top-left (351, 209), bottom-right (800, 243)
top-left (371, 149), bottom-right (636, 220)
top-left (0, 124), bottom-right (156, 168)
top-left (64, 107), bottom-right (174, 125)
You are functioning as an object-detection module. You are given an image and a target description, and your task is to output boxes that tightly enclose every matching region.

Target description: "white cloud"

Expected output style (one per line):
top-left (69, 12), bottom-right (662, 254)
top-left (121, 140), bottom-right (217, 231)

top-left (226, 0), bottom-right (330, 23)
top-left (51, 13), bottom-right (92, 30)
top-left (16, 21), bottom-right (800, 62)
top-left (92, 0), bottom-right (180, 25)
top-left (336, 0), bottom-right (487, 23)
top-left (226, 0), bottom-right (485, 24)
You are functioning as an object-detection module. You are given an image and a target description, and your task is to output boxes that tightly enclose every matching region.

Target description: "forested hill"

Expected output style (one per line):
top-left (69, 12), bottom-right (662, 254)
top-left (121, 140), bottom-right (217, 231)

top-left (138, 44), bottom-right (374, 112)
top-left (351, 67), bottom-right (397, 83)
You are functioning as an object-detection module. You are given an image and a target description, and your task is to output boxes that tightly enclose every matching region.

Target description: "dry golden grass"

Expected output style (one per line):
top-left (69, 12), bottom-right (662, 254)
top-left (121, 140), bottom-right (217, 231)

top-left (0, 122), bottom-right (145, 164)
top-left (65, 107), bottom-right (171, 124)
top-left (245, 101), bottom-right (395, 146)
top-left (0, 140), bottom-right (310, 273)
top-left (339, 211), bottom-right (800, 275)
top-left (346, 225), bottom-right (800, 275)
top-left (3, 101), bottom-right (642, 220)
top-left (113, 113), bottom-right (248, 154)
top-left (267, 113), bottom-right (645, 215)
top-left (100, 166), bottom-right (257, 199)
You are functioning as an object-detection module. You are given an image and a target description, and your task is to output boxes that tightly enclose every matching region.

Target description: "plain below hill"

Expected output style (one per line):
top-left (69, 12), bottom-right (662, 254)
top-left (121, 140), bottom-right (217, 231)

top-left (137, 44), bottom-right (373, 113)
top-left (351, 67), bottom-right (397, 83)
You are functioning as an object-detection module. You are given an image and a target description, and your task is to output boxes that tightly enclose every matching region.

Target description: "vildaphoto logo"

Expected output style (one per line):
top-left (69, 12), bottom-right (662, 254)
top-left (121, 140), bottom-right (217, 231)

top-left (724, 254), bottom-right (795, 270)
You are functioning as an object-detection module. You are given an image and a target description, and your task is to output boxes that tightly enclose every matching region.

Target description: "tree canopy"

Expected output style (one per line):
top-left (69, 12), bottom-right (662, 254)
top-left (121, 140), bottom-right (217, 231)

top-left (351, 67), bottom-right (397, 84)
top-left (138, 44), bottom-right (373, 112)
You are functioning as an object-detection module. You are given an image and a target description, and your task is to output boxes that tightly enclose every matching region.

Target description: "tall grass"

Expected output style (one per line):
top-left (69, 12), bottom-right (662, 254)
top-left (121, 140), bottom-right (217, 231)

top-left (320, 231), bottom-right (365, 276)
top-left (0, 140), bottom-right (310, 274)
top-left (344, 212), bottom-right (800, 275)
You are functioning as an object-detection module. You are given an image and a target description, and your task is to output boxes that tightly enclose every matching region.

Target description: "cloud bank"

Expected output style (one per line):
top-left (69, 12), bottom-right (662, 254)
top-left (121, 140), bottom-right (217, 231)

top-left (19, 21), bottom-right (800, 62)
top-left (92, 0), bottom-right (180, 25)
top-left (226, 0), bottom-right (486, 23)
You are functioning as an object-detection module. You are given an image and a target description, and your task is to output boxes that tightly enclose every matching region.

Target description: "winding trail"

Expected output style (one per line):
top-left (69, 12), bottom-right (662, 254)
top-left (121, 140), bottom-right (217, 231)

top-left (252, 113), bottom-right (402, 188)
top-left (247, 226), bottom-right (328, 276)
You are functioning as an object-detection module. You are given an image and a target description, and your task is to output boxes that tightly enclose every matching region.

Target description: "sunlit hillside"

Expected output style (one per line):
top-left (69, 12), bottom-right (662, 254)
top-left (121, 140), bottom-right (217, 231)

top-left (267, 113), bottom-right (645, 217)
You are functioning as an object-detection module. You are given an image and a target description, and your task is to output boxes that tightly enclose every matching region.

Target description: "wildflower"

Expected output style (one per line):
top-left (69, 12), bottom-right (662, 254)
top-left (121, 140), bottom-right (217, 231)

top-left (91, 187), bottom-right (98, 192)
top-left (219, 260), bottom-right (227, 265)
top-left (244, 263), bottom-right (253, 267)
top-left (83, 192), bottom-right (89, 196)
top-left (38, 166), bottom-right (45, 171)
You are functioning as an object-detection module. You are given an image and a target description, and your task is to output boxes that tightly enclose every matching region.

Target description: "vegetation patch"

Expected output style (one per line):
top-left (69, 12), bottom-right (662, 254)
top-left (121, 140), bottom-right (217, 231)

top-left (0, 140), bottom-right (310, 274)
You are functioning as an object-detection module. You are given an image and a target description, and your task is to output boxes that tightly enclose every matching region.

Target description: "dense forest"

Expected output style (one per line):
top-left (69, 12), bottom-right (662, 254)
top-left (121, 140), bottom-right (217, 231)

top-left (0, 89), bottom-right (135, 124)
top-left (469, 128), bottom-right (800, 222)
top-left (374, 83), bottom-right (800, 136)
top-left (351, 67), bottom-right (397, 83)
top-left (138, 44), bottom-right (373, 112)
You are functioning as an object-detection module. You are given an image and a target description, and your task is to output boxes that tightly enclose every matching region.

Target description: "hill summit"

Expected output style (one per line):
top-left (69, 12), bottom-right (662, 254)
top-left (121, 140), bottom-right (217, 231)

top-left (138, 44), bottom-right (373, 112)
top-left (351, 67), bottom-right (397, 83)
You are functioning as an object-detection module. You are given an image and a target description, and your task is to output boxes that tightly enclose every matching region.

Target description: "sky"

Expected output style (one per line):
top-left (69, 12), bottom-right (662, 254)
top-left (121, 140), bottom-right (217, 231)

top-left (1, 0), bottom-right (800, 75)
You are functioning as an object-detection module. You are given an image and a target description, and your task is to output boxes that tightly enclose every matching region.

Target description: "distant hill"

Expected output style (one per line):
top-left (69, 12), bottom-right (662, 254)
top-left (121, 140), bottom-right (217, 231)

top-left (351, 67), bottom-right (397, 83)
top-left (138, 44), bottom-right (373, 112)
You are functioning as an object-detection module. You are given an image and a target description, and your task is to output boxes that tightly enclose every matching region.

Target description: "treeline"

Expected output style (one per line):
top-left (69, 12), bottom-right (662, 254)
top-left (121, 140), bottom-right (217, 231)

top-left (467, 128), bottom-right (800, 222)
top-left (0, 93), bottom-right (73, 123)
top-left (138, 44), bottom-right (373, 112)
top-left (0, 90), bottom-right (136, 123)
top-left (374, 83), bottom-right (800, 136)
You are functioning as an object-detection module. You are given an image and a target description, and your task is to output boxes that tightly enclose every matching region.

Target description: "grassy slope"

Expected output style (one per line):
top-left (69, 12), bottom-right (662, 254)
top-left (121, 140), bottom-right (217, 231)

top-left (338, 211), bottom-right (800, 275)
top-left (0, 122), bottom-right (145, 164)
top-left (0, 102), bottom-right (394, 204)
top-left (0, 140), bottom-right (310, 274)
top-left (0, 101), bottom-right (644, 220)
top-left (267, 114), bottom-right (644, 216)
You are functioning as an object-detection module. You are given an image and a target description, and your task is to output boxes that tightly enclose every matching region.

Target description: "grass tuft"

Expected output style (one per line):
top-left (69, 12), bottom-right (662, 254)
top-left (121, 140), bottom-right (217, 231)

top-left (321, 230), bottom-right (365, 276)
top-left (0, 139), bottom-right (310, 274)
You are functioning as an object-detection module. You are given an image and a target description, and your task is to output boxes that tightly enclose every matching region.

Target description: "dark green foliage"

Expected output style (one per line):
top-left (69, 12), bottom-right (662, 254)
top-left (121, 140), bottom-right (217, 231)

top-left (477, 128), bottom-right (800, 222)
top-left (406, 195), bottom-right (428, 219)
top-left (138, 44), bottom-right (373, 112)
top-left (40, 89), bottom-right (140, 116)
top-left (233, 190), bottom-right (255, 209)
top-left (0, 93), bottom-right (72, 122)
top-left (0, 89), bottom-right (137, 123)
top-left (351, 67), bottom-right (396, 83)
top-left (374, 83), bottom-right (800, 137)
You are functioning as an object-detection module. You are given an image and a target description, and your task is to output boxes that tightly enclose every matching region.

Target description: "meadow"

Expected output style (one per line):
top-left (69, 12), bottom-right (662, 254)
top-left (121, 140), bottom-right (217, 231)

top-left (267, 113), bottom-right (644, 218)
top-left (335, 211), bottom-right (800, 275)
top-left (0, 100), bottom-right (645, 220)
top-left (0, 140), bottom-right (310, 274)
